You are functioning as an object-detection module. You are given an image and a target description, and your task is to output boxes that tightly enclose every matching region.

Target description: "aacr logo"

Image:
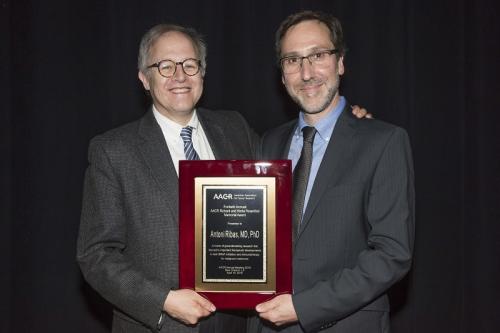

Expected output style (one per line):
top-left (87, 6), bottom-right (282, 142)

top-left (213, 193), bottom-right (233, 200)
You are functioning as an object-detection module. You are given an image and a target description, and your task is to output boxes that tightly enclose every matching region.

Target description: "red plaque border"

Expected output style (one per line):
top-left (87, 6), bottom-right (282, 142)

top-left (179, 160), bottom-right (292, 309)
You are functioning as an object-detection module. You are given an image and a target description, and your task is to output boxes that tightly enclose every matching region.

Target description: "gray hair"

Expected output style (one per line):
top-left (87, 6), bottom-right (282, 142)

top-left (137, 23), bottom-right (207, 75)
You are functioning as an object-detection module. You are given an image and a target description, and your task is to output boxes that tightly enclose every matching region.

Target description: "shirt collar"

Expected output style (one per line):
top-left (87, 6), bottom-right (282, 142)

top-left (295, 96), bottom-right (346, 141)
top-left (152, 106), bottom-right (200, 133)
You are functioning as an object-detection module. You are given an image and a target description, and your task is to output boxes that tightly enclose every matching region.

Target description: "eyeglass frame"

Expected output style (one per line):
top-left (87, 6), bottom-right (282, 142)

top-left (279, 49), bottom-right (339, 74)
top-left (146, 58), bottom-right (202, 78)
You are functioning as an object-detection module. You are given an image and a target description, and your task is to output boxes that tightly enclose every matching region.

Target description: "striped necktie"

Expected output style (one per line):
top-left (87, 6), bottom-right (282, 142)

top-left (180, 126), bottom-right (200, 160)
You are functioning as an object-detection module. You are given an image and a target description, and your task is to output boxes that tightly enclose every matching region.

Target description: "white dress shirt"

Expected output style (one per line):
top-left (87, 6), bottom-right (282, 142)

top-left (152, 106), bottom-right (215, 175)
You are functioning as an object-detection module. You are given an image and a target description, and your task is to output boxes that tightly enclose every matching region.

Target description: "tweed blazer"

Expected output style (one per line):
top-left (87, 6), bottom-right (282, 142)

top-left (77, 107), bottom-right (258, 333)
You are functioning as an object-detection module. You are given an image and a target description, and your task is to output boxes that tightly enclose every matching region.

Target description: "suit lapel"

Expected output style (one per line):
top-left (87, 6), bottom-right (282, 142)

top-left (137, 111), bottom-right (179, 218)
top-left (297, 107), bottom-right (357, 239)
top-left (197, 108), bottom-right (228, 159)
top-left (278, 124), bottom-right (296, 159)
top-left (269, 121), bottom-right (296, 159)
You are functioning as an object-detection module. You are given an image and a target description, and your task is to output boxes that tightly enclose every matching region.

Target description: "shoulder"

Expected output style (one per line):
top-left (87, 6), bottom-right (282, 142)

top-left (197, 107), bottom-right (249, 126)
top-left (91, 120), bottom-right (140, 148)
top-left (261, 118), bottom-right (297, 143)
top-left (343, 110), bottom-right (410, 144)
top-left (87, 115), bottom-right (147, 161)
top-left (197, 107), bottom-right (258, 144)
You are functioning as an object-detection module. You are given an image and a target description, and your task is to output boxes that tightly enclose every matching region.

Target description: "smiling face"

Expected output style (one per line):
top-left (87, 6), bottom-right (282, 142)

top-left (138, 31), bottom-right (203, 125)
top-left (280, 20), bottom-right (344, 122)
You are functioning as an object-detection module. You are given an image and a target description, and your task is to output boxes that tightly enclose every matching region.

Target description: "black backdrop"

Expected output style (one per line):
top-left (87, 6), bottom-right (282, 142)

top-left (2, 0), bottom-right (500, 332)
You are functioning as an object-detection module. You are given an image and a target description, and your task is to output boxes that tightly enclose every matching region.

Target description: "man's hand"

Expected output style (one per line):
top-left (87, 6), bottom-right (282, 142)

top-left (255, 294), bottom-right (298, 326)
top-left (163, 289), bottom-right (216, 325)
top-left (351, 105), bottom-right (373, 119)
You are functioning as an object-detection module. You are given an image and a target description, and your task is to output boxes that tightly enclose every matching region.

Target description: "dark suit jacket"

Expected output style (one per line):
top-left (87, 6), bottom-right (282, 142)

top-left (77, 108), bottom-right (258, 333)
top-left (259, 106), bottom-right (415, 333)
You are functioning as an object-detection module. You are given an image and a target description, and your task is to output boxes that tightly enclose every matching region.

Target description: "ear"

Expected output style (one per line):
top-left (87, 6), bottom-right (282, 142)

top-left (138, 71), bottom-right (151, 91)
top-left (281, 74), bottom-right (286, 85)
top-left (337, 56), bottom-right (345, 76)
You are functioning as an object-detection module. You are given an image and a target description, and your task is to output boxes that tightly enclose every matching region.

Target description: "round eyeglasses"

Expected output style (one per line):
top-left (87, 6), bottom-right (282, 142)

top-left (147, 58), bottom-right (201, 78)
top-left (280, 49), bottom-right (339, 74)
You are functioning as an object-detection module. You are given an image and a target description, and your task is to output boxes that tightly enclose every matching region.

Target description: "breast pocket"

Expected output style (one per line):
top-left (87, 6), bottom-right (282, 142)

top-left (324, 182), bottom-right (365, 198)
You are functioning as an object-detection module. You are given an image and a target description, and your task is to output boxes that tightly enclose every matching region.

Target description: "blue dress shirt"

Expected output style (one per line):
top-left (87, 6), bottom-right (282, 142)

top-left (288, 96), bottom-right (346, 218)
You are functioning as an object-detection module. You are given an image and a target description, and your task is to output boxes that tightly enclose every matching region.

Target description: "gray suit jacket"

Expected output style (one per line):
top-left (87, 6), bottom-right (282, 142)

top-left (258, 106), bottom-right (415, 333)
top-left (77, 108), bottom-right (258, 333)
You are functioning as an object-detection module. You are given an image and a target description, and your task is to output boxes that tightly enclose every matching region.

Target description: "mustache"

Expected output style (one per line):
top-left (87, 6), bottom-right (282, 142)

top-left (299, 79), bottom-right (323, 88)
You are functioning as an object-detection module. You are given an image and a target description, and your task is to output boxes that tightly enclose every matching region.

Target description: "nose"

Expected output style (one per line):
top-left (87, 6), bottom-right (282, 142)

top-left (172, 63), bottom-right (186, 82)
top-left (300, 57), bottom-right (314, 81)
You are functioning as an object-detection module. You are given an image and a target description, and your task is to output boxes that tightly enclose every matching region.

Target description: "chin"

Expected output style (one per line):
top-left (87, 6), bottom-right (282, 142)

top-left (173, 103), bottom-right (196, 113)
top-left (302, 108), bottom-right (327, 115)
top-left (300, 101), bottom-right (328, 114)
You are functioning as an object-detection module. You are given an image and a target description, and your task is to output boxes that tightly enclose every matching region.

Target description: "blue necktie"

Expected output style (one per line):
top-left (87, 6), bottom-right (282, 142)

top-left (180, 126), bottom-right (200, 160)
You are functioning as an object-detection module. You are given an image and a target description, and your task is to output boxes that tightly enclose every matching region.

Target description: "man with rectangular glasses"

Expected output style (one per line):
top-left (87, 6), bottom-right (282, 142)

top-left (254, 10), bottom-right (415, 333)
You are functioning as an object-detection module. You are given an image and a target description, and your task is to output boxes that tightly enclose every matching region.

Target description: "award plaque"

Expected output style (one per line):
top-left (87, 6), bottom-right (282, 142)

top-left (179, 160), bottom-right (292, 309)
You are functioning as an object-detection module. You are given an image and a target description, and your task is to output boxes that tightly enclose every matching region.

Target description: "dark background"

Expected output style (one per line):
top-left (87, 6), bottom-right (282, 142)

top-left (2, 0), bottom-right (499, 332)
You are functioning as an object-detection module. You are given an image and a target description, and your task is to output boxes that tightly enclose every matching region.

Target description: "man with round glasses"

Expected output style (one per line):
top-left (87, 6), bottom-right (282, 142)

top-left (77, 24), bottom-right (258, 332)
top-left (254, 10), bottom-right (415, 333)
